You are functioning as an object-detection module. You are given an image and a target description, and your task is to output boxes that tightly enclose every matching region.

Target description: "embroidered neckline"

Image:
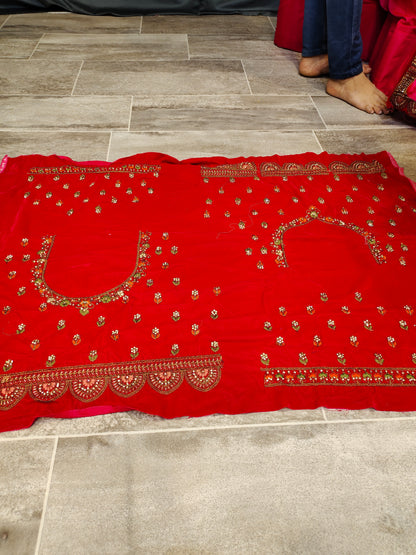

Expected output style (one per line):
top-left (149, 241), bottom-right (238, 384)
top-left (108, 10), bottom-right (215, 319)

top-left (31, 232), bottom-right (151, 314)
top-left (272, 207), bottom-right (386, 267)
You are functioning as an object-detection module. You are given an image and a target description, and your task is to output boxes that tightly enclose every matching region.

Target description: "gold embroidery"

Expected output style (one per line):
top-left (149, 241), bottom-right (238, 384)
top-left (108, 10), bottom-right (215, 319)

top-left (0, 354), bottom-right (223, 409)
top-left (29, 163), bottom-right (161, 177)
top-left (391, 54), bottom-right (416, 117)
top-left (260, 160), bottom-right (385, 177)
top-left (201, 161), bottom-right (257, 179)
top-left (272, 206), bottom-right (386, 267)
top-left (31, 232), bottom-right (151, 313)
top-left (260, 161), bottom-right (329, 177)
top-left (263, 366), bottom-right (416, 386)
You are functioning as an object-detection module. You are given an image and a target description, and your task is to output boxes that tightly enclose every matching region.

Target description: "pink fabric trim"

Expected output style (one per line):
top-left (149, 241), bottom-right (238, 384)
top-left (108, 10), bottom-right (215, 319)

top-left (409, 79), bottom-right (416, 99)
top-left (0, 156), bottom-right (8, 174)
top-left (387, 151), bottom-right (416, 192)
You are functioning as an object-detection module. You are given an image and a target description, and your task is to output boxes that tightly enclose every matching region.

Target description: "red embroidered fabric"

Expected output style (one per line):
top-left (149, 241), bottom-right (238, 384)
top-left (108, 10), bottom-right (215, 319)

top-left (1, 151), bottom-right (416, 431)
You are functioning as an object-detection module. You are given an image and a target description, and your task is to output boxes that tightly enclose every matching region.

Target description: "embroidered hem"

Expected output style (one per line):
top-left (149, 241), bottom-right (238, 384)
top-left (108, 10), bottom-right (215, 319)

top-left (0, 354), bottom-right (223, 409)
top-left (263, 366), bottom-right (416, 387)
top-left (391, 55), bottom-right (416, 119)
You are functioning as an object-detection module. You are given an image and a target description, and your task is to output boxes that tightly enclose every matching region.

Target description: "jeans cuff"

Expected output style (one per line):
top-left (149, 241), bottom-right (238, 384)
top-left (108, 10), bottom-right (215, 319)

top-left (329, 63), bottom-right (363, 80)
top-left (301, 48), bottom-right (327, 57)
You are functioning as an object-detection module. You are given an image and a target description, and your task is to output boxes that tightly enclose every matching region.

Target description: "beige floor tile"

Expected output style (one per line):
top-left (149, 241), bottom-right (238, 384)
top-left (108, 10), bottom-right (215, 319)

top-left (324, 408), bottom-right (416, 421)
top-left (189, 35), bottom-right (283, 60)
top-left (109, 130), bottom-right (322, 160)
top-left (315, 128), bottom-right (416, 182)
top-left (3, 13), bottom-right (142, 33)
top-left (0, 13), bottom-right (416, 555)
top-left (0, 96), bottom-right (131, 130)
top-left (32, 33), bottom-right (189, 61)
top-left (0, 60), bottom-right (81, 95)
top-left (0, 31), bottom-right (42, 58)
top-left (243, 57), bottom-right (329, 95)
top-left (0, 438), bottom-right (55, 554)
top-left (74, 60), bottom-right (250, 96)
top-left (130, 94), bottom-right (324, 131)
top-left (38, 422), bottom-right (416, 554)
top-left (312, 95), bottom-right (408, 128)
top-left (0, 409), bottom-right (326, 439)
top-left (141, 14), bottom-right (274, 36)
top-left (0, 131), bottom-right (111, 161)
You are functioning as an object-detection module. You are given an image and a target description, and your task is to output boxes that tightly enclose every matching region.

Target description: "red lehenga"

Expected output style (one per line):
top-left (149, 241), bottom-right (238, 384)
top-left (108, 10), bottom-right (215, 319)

top-left (274, 0), bottom-right (416, 120)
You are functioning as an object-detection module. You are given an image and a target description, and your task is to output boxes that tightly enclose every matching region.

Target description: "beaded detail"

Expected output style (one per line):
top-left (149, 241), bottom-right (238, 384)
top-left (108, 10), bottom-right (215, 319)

top-left (0, 354), bottom-right (223, 409)
top-left (272, 206), bottom-right (386, 267)
top-left (31, 233), bottom-right (151, 313)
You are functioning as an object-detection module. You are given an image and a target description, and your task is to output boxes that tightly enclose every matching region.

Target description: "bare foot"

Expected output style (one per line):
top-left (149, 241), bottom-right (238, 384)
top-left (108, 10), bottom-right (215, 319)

top-left (299, 55), bottom-right (329, 77)
top-left (326, 72), bottom-right (390, 114)
top-left (300, 56), bottom-right (372, 77)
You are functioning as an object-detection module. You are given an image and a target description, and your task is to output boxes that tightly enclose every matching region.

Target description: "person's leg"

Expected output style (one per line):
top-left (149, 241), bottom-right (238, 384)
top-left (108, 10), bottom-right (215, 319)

top-left (299, 0), bottom-right (330, 77)
top-left (325, 0), bottom-right (389, 114)
top-left (326, 0), bottom-right (363, 80)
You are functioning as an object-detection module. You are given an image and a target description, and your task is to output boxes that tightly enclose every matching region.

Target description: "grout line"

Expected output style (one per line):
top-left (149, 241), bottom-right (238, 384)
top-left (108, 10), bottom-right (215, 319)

top-left (106, 131), bottom-right (113, 162)
top-left (27, 33), bottom-right (45, 62)
top-left (2, 415), bottom-right (416, 442)
top-left (186, 34), bottom-right (190, 61)
top-left (310, 95), bottom-right (328, 129)
top-left (0, 128), bottom-right (124, 134)
top-left (0, 15), bottom-right (11, 29)
top-left (70, 60), bottom-right (84, 96)
top-left (127, 95), bottom-right (133, 132)
top-left (34, 437), bottom-right (58, 555)
top-left (240, 60), bottom-right (253, 95)
top-left (267, 16), bottom-right (277, 31)
top-left (313, 130), bottom-right (325, 153)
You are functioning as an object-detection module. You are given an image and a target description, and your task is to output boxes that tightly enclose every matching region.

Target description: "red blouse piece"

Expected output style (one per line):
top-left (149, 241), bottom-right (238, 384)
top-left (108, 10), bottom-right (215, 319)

top-left (0, 151), bottom-right (415, 431)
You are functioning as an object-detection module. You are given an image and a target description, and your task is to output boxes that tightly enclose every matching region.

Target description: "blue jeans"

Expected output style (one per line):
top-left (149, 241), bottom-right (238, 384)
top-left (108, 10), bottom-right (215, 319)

top-left (302, 0), bottom-right (363, 80)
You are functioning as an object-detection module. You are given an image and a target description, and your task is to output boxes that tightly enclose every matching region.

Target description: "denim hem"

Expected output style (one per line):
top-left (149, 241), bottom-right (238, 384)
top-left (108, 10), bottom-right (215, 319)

top-left (329, 63), bottom-right (363, 80)
top-left (302, 48), bottom-right (328, 57)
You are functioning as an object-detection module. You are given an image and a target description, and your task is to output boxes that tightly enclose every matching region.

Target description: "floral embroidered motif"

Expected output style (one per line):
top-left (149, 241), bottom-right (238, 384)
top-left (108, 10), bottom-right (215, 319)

top-left (31, 233), bottom-right (151, 313)
top-left (260, 161), bottom-right (329, 177)
top-left (272, 207), bottom-right (386, 267)
top-left (263, 366), bottom-right (416, 386)
top-left (260, 160), bottom-right (385, 178)
top-left (0, 354), bottom-right (222, 409)
top-left (328, 160), bottom-right (386, 176)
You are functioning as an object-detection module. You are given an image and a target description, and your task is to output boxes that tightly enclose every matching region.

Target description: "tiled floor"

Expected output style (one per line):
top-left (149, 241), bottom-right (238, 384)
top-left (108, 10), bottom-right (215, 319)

top-left (0, 12), bottom-right (416, 555)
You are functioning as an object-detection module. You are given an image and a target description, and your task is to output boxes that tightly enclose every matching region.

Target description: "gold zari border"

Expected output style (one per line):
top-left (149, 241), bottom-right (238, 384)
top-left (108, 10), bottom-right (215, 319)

top-left (263, 366), bottom-right (416, 387)
top-left (391, 54), bottom-right (416, 118)
top-left (29, 163), bottom-right (161, 176)
top-left (200, 159), bottom-right (387, 179)
top-left (260, 160), bottom-right (386, 178)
